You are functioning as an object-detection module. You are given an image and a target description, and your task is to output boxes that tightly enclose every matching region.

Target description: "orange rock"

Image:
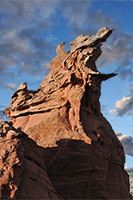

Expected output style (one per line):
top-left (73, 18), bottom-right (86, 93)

top-left (3, 27), bottom-right (132, 199)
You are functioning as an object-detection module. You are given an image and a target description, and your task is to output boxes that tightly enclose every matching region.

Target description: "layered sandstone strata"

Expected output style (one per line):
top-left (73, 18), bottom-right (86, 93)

top-left (3, 27), bottom-right (132, 199)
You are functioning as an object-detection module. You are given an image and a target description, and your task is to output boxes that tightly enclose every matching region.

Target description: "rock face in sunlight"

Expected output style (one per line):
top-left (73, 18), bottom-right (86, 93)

top-left (3, 27), bottom-right (132, 199)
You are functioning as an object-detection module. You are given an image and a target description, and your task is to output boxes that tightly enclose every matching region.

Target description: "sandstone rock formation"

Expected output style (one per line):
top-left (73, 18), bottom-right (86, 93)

top-left (3, 27), bottom-right (132, 199)
top-left (0, 120), bottom-right (62, 199)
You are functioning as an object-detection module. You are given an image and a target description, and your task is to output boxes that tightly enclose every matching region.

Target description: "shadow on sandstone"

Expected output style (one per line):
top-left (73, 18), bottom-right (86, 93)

top-left (40, 137), bottom-right (131, 200)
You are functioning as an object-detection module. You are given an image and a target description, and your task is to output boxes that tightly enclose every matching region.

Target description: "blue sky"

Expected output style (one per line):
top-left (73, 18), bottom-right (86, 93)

top-left (0, 0), bottom-right (133, 170)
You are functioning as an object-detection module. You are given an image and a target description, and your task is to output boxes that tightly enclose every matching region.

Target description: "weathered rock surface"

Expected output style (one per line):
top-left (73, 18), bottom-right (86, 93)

top-left (3, 27), bottom-right (132, 199)
top-left (0, 121), bottom-right (62, 199)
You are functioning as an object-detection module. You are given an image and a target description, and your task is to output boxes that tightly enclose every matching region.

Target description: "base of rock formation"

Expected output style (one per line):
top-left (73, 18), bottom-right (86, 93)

top-left (0, 121), bottom-right (62, 199)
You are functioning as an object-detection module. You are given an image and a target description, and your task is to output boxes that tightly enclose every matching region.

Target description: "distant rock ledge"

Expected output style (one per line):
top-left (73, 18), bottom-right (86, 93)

top-left (1, 27), bottom-right (132, 199)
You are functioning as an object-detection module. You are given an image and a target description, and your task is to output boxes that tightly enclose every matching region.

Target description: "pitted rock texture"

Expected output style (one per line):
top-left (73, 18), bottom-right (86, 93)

top-left (0, 121), bottom-right (62, 199)
top-left (3, 27), bottom-right (132, 199)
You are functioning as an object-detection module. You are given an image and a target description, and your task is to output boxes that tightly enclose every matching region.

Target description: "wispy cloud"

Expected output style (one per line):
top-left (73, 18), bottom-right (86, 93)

top-left (101, 105), bottom-right (107, 112)
top-left (60, 1), bottom-right (118, 35)
top-left (59, 1), bottom-right (133, 82)
top-left (0, 1), bottom-right (57, 81)
top-left (110, 117), bottom-right (115, 121)
top-left (7, 83), bottom-right (17, 90)
top-left (97, 32), bottom-right (133, 81)
top-left (60, 1), bottom-right (133, 81)
top-left (116, 132), bottom-right (133, 157)
top-left (127, 85), bottom-right (133, 95)
top-left (0, 104), bottom-right (6, 108)
top-left (61, 1), bottom-right (92, 32)
top-left (0, 0), bottom-right (132, 87)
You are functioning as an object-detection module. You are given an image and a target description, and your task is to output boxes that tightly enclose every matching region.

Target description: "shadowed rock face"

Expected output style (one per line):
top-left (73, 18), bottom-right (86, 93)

top-left (3, 27), bottom-right (132, 199)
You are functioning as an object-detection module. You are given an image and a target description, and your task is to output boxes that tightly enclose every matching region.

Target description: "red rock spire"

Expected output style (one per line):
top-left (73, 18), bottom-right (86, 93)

top-left (2, 27), bottom-right (132, 199)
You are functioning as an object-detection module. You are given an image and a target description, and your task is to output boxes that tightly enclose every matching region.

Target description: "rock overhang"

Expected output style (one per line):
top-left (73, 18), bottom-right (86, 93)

top-left (70, 27), bottom-right (113, 52)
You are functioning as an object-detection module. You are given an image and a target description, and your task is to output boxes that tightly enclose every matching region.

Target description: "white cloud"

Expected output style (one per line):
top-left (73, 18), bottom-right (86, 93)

top-left (115, 132), bottom-right (133, 157)
top-left (0, 55), bottom-right (18, 70)
top-left (0, 1), bottom-right (58, 27)
top-left (109, 96), bottom-right (133, 116)
top-left (61, 2), bottom-right (133, 82)
top-left (62, 1), bottom-right (91, 29)
top-left (109, 109), bottom-right (117, 114)
top-left (0, 0), bottom-right (132, 86)
top-left (0, 0), bottom-right (58, 80)
top-left (7, 83), bottom-right (17, 90)
top-left (97, 32), bottom-right (133, 81)
top-left (125, 166), bottom-right (133, 172)
top-left (115, 132), bottom-right (122, 137)
top-left (110, 117), bottom-right (115, 121)
top-left (61, 1), bottom-right (118, 35)
top-left (0, 27), bottom-right (55, 77)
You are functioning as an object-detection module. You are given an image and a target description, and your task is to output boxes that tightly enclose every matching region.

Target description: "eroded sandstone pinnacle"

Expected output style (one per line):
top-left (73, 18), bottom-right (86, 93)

top-left (4, 27), bottom-right (117, 147)
top-left (2, 27), bottom-right (132, 199)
